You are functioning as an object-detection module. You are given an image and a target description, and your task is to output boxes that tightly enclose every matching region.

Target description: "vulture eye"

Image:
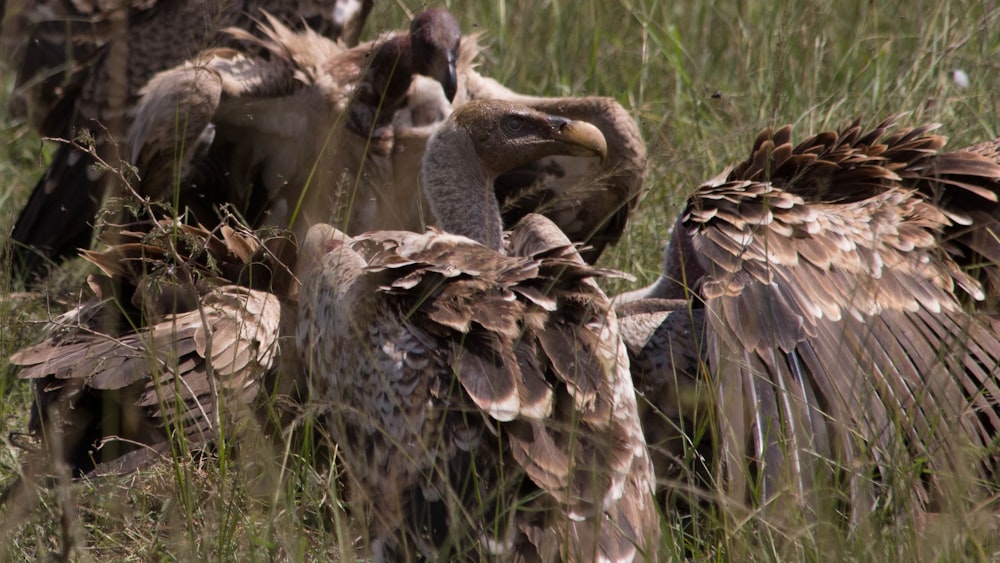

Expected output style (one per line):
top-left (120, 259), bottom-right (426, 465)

top-left (503, 115), bottom-right (524, 133)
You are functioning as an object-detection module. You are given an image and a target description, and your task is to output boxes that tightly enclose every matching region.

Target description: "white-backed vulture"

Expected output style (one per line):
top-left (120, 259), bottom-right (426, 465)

top-left (392, 34), bottom-right (648, 263)
top-left (5, 0), bottom-right (373, 278)
top-left (297, 100), bottom-right (658, 561)
top-left (617, 118), bottom-right (1000, 524)
top-left (10, 214), bottom-right (297, 475)
top-left (125, 8), bottom-right (461, 242)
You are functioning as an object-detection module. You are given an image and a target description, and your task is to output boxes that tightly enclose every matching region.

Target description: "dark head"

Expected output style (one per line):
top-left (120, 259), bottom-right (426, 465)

top-left (351, 8), bottom-right (461, 135)
top-left (409, 8), bottom-right (461, 102)
top-left (452, 99), bottom-right (608, 175)
top-left (422, 99), bottom-right (607, 250)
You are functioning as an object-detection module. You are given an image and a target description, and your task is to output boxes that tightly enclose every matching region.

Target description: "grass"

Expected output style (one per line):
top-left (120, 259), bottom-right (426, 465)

top-left (2, 0), bottom-right (1000, 560)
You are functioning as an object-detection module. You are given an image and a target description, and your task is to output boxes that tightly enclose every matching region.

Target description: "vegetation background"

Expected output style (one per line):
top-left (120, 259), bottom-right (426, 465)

top-left (1, 0), bottom-right (998, 559)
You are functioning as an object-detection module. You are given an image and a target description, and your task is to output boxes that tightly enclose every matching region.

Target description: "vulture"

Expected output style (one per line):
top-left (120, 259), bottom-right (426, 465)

top-left (5, 0), bottom-right (374, 278)
top-left (126, 8), bottom-right (461, 244)
top-left (393, 33), bottom-right (648, 263)
top-left (9, 213), bottom-right (298, 476)
top-left (296, 100), bottom-right (658, 561)
top-left (617, 117), bottom-right (1000, 525)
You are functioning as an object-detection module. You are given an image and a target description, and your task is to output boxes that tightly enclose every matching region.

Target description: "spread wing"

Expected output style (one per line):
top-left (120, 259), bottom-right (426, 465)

top-left (127, 17), bottom-right (360, 226)
top-left (681, 118), bottom-right (1000, 518)
top-left (10, 215), bottom-right (295, 474)
top-left (13, 285), bottom-right (282, 447)
top-left (945, 136), bottom-right (1000, 302)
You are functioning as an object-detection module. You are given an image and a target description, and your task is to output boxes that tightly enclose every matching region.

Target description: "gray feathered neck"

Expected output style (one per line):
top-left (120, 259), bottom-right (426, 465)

top-left (421, 123), bottom-right (505, 251)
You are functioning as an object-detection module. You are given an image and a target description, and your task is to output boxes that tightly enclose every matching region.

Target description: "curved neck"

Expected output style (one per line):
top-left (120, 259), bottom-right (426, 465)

top-left (421, 128), bottom-right (504, 251)
top-left (616, 215), bottom-right (704, 302)
top-left (656, 216), bottom-right (705, 298)
top-left (368, 36), bottom-right (416, 105)
top-left (347, 35), bottom-right (414, 139)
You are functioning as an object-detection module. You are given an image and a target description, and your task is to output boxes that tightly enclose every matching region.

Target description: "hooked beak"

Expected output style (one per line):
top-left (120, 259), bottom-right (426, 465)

top-left (549, 117), bottom-right (608, 161)
top-left (441, 52), bottom-right (458, 102)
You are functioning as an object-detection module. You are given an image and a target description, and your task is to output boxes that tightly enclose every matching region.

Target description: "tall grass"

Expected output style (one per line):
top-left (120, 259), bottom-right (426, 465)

top-left (2, 0), bottom-right (999, 560)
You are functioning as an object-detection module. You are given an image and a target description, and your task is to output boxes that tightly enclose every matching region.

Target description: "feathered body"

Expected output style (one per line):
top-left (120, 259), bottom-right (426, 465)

top-left (616, 298), bottom-right (712, 519)
top-left (297, 100), bottom-right (658, 560)
top-left (620, 117), bottom-right (1000, 523)
top-left (300, 223), bottom-right (654, 560)
top-left (127, 9), bottom-right (461, 242)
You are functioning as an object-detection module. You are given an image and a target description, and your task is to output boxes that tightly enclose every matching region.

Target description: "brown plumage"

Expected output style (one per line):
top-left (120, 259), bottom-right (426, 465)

top-left (393, 34), bottom-right (648, 263)
top-left (297, 100), bottom-right (658, 561)
top-left (126, 8), bottom-right (461, 242)
top-left (942, 135), bottom-right (1000, 305)
top-left (619, 118), bottom-right (1000, 523)
top-left (616, 299), bottom-right (713, 522)
top-left (5, 0), bottom-right (373, 278)
top-left (10, 214), bottom-right (296, 475)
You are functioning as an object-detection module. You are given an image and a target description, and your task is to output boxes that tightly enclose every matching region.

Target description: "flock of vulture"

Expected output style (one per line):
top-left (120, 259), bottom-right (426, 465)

top-left (4, 1), bottom-right (1000, 561)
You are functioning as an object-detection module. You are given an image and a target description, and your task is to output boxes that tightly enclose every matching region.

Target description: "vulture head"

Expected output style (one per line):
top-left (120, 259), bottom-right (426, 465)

top-left (422, 99), bottom-right (608, 250)
top-left (409, 8), bottom-right (460, 101)
top-left (393, 35), bottom-right (647, 263)
top-left (349, 8), bottom-right (461, 137)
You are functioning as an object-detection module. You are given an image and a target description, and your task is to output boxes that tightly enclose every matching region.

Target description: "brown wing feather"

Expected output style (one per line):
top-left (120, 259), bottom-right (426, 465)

top-left (127, 12), bottom-right (462, 244)
top-left (298, 218), bottom-right (657, 561)
top-left (11, 216), bottom-right (292, 474)
top-left (638, 118), bottom-right (1000, 523)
